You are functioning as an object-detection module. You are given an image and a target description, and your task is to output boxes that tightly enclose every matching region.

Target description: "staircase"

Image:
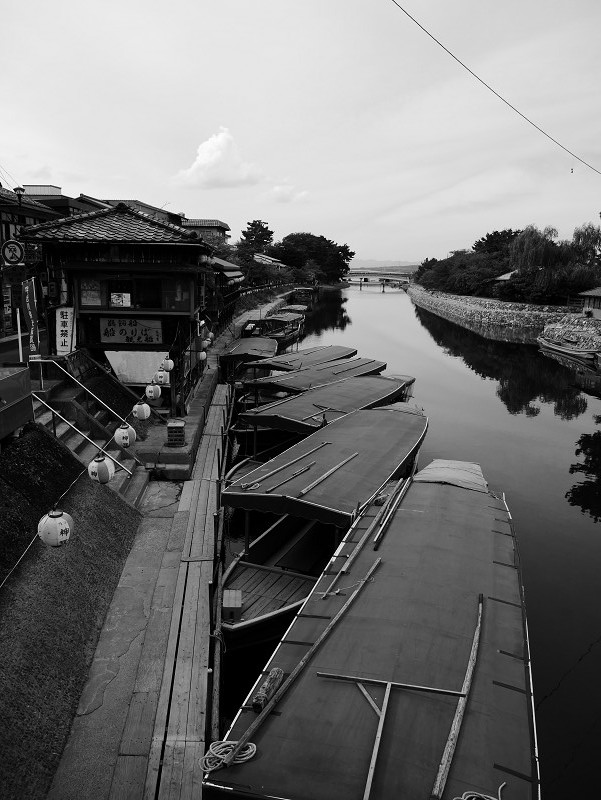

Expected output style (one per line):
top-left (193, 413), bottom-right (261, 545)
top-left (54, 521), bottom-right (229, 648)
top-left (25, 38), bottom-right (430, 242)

top-left (31, 353), bottom-right (153, 508)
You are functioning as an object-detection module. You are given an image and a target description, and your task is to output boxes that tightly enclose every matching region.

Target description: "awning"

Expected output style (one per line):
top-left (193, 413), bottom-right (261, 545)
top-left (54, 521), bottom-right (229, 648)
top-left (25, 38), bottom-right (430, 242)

top-left (212, 257), bottom-right (245, 283)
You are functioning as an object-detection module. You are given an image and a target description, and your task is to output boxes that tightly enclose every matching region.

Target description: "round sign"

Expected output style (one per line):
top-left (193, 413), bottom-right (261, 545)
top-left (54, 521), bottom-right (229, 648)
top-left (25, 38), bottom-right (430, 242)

top-left (1, 239), bottom-right (25, 265)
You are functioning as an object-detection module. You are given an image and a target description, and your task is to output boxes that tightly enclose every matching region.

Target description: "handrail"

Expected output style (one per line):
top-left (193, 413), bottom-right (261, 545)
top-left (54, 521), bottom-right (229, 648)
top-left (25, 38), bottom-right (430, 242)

top-left (70, 351), bottom-right (167, 423)
top-left (35, 358), bottom-right (130, 426)
top-left (32, 392), bottom-right (134, 475)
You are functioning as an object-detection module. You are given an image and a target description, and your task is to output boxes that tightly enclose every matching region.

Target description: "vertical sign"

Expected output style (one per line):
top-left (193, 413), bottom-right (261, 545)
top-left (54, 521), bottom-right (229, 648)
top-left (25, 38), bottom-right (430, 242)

top-left (56, 307), bottom-right (76, 355)
top-left (21, 278), bottom-right (39, 358)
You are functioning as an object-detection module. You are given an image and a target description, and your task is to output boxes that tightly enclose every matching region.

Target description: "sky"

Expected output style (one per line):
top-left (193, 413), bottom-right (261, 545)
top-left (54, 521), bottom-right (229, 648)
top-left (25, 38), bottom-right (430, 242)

top-left (1, 0), bottom-right (600, 264)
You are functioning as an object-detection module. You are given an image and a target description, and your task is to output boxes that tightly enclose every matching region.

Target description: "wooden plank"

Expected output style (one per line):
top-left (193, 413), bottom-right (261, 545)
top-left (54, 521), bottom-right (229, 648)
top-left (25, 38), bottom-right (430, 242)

top-left (143, 561), bottom-right (189, 800)
top-left (186, 562), bottom-right (212, 739)
top-left (166, 563), bottom-right (202, 741)
top-left (178, 481), bottom-right (195, 512)
top-left (110, 755), bottom-right (148, 800)
top-left (181, 740), bottom-right (205, 800)
top-left (157, 740), bottom-right (185, 800)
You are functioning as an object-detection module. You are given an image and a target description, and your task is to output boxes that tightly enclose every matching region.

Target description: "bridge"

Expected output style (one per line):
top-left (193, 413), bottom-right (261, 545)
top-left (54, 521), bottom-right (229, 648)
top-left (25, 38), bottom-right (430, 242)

top-left (347, 269), bottom-right (413, 284)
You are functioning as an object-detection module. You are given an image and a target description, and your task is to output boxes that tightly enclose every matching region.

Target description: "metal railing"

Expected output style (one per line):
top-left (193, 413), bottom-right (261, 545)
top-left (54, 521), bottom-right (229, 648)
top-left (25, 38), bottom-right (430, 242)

top-left (32, 393), bottom-right (134, 475)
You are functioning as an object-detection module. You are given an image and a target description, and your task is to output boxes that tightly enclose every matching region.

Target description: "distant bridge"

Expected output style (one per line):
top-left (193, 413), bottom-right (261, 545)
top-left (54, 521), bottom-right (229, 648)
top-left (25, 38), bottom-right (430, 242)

top-left (347, 269), bottom-right (413, 282)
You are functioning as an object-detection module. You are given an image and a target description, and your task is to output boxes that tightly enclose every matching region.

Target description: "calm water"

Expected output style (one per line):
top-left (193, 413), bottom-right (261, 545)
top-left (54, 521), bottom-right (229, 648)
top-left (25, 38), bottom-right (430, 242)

top-left (227, 286), bottom-right (601, 797)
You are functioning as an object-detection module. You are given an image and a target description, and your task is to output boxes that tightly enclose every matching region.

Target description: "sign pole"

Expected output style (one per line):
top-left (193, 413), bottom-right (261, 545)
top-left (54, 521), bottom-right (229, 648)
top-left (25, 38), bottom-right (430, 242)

top-left (16, 307), bottom-right (23, 362)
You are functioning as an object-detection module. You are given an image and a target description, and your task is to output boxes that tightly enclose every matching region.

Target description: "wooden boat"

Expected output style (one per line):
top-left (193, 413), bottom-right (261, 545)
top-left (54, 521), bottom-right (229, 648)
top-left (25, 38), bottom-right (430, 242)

top-left (233, 345), bottom-right (359, 394)
top-left (239, 355), bottom-right (388, 408)
top-left (233, 376), bottom-right (416, 443)
top-left (218, 337), bottom-right (278, 382)
top-left (537, 335), bottom-right (599, 362)
top-left (218, 404), bottom-right (428, 648)
top-left (204, 459), bottom-right (540, 799)
top-left (241, 312), bottom-right (305, 350)
top-left (284, 303), bottom-right (309, 314)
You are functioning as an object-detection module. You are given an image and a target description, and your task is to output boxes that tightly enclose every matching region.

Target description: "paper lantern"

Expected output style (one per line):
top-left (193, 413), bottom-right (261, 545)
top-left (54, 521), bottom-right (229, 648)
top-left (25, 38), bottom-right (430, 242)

top-left (114, 423), bottom-right (136, 449)
top-left (161, 358), bottom-right (174, 372)
top-left (202, 339), bottom-right (210, 350)
top-left (199, 351), bottom-right (207, 362)
top-left (88, 454), bottom-right (115, 484)
top-left (133, 401), bottom-right (151, 420)
top-left (208, 332), bottom-right (215, 341)
top-left (153, 369), bottom-right (168, 385)
top-left (146, 381), bottom-right (161, 400)
top-left (38, 509), bottom-right (73, 547)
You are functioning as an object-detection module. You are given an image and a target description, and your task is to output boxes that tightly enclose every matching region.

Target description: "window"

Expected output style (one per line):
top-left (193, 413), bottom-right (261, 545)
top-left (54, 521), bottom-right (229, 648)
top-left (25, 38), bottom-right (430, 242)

top-left (108, 279), bottom-right (133, 308)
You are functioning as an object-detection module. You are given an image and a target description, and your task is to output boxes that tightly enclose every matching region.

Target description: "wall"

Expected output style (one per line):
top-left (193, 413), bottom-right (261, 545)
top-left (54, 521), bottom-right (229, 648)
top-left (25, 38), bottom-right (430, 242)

top-left (407, 285), bottom-right (569, 344)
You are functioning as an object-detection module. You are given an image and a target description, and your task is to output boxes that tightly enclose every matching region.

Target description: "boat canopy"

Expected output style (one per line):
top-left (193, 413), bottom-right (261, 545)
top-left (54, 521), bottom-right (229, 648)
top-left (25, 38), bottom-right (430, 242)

top-left (206, 460), bottom-right (538, 800)
top-left (219, 337), bottom-right (278, 365)
top-left (221, 404), bottom-right (428, 526)
top-left (238, 375), bottom-right (415, 434)
top-left (249, 345), bottom-right (357, 372)
top-left (243, 356), bottom-right (389, 392)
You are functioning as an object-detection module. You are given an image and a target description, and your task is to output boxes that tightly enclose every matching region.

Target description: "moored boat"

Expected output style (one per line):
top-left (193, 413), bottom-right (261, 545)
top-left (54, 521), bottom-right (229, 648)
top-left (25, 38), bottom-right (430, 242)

top-left (238, 355), bottom-right (389, 408)
top-left (218, 337), bottom-right (278, 382)
top-left (537, 335), bottom-right (599, 362)
top-left (233, 375), bottom-right (416, 445)
top-left (241, 312), bottom-right (305, 350)
top-left (218, 404), bottom-right (428, 648)
top-left (203, 459), bottom-right (539, 799)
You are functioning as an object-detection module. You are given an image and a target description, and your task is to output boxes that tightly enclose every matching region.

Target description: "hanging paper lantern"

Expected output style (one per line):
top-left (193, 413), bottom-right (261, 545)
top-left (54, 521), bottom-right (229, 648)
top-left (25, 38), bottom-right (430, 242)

top-left (133, 400), bottom-right (151, 420)
top-left (153, 369), bottom-right (168, 385)
top-left (88, 454), bottom-right (115, 484)
top-left (38, 509), bottom-right (73, 547)
top-left (114, 422), bottom-right (136, 449)
top-left (202, 339), bottom-right (210, 350)
top-left (161, 358), bottom-right (174, 372)
top-left (208, 332), bottom-right (215, 341)
top-left (146, 381), bottom-right (161, 400)
top-left (199, 351), bottom-right (207, 362)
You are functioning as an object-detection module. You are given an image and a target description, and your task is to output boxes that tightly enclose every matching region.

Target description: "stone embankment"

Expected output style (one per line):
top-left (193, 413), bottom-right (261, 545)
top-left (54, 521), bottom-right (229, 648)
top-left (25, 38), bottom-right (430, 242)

top-left (407, 285), bottom-right (569, 344)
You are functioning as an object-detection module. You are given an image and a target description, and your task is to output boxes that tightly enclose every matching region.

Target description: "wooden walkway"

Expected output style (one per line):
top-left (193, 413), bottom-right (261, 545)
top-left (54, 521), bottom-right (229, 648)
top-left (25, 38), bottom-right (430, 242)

top-left (109, 384), bottom-right (231, 800)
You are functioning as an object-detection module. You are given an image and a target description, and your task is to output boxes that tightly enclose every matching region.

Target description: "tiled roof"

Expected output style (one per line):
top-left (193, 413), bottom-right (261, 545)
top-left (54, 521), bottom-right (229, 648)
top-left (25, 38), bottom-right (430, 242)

top-left (21, 202), bottom-right (208, 244)
top-left (0, 186), bottom-right (55, 212)
top-left (181, 219), bottom-right (230, 230)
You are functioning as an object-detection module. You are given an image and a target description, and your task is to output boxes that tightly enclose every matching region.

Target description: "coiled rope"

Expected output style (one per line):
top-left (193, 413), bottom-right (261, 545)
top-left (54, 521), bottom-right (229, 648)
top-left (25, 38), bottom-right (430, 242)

top-left (200, 740), bottom-right (257, 773)
top-left (453, 782), bottom-right (506, 800)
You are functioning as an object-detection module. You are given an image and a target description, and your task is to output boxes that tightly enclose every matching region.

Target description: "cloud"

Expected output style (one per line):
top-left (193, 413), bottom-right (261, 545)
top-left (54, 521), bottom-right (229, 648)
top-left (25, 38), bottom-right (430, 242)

top-left (265, 183), bottom-right (309, 203)
top-left (174, 127), bottom-right (263, 188)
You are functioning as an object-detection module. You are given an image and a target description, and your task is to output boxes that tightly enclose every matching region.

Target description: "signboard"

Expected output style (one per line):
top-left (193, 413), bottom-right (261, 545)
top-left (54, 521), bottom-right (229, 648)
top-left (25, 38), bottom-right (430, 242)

top-left (100, 317), bottom-right (162, 344)
top-left (1, 239), bottom-right (25, 267)
top-left (56, 307), bottom-right (76, 354)
top-left (21, 278), bottom-right (40, 357)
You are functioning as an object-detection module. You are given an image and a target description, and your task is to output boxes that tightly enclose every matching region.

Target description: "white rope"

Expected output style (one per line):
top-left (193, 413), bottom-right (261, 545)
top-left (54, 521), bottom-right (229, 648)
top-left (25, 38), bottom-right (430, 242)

top-left (453, 782), bottom-right (506, 800)
top-left (200, 740), bottom-right (257, 773)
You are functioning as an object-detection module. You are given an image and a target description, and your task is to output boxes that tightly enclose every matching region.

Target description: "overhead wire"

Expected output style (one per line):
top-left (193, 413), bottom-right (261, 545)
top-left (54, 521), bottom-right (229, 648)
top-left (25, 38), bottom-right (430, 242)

top-left (388, 0), bottom-right (601, 176)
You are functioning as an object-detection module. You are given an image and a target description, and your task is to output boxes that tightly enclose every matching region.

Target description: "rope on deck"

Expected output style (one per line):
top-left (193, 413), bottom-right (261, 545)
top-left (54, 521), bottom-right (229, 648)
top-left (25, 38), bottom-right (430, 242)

top-left (201, 740), bottom-right (257, 772)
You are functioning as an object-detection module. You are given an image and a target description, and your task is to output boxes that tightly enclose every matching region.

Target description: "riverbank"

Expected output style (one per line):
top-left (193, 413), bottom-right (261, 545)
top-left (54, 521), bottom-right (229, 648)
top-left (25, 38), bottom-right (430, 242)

top-left (407, 284), bottom-right (569, 344)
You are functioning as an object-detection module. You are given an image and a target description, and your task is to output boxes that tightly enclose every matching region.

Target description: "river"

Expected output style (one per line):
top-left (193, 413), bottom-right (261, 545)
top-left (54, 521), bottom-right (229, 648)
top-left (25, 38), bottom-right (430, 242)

top-left (227, 284), bottom-right (601, 797)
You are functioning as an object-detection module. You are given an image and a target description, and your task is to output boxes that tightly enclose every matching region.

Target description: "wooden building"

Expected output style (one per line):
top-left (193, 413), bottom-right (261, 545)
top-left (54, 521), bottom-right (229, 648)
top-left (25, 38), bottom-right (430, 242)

top-left (21, 203), bottom-right (215, 415)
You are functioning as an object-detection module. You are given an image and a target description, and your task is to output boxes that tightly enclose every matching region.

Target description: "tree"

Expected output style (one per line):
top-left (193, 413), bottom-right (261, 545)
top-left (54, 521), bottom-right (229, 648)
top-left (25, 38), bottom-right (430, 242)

top-left (473, 229), bottom-right (521, 255)
top-left (235, 220), bottom-right (274, 267)
top-left (270, 233), bottom-right (354, 283)
top-left (572, 223), bottom-right (601, 268)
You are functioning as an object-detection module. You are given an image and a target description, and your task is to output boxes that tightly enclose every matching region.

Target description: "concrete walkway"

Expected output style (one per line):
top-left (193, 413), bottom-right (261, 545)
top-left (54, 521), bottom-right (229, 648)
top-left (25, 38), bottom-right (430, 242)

top-left (47, 294), bottom-right (288, 800)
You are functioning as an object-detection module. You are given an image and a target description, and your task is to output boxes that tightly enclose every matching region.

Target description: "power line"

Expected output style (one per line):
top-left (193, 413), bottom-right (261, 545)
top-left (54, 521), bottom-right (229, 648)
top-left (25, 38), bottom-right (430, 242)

top-left (0, 162), bottom-right (21, 188)
top-left (388, 0), bottom-right (601, 177)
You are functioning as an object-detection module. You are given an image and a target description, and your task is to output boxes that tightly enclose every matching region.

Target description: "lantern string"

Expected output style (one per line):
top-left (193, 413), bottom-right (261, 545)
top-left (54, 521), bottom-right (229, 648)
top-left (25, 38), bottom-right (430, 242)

top-left (0, 534), bottom-right (39, 592)
top-left (0, 320), bottom-right (216, 590)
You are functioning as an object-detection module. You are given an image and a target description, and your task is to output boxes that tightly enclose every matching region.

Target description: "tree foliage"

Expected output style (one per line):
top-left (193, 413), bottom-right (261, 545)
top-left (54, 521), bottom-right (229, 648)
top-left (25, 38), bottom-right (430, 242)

top-left (235, 220), bottom-right (274, 267)
top-left (269, 232), bottom-right (355, 283)
top-left (416, 222), bottom-right (601, 304)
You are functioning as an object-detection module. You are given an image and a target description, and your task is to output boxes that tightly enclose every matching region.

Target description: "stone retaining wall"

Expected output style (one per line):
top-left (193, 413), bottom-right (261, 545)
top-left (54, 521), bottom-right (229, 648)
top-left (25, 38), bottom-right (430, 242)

top-left (407, 285), bottom-right (569, 344)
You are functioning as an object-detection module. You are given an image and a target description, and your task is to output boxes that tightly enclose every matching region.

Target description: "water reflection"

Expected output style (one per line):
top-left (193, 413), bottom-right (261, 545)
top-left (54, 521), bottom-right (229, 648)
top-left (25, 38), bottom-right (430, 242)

top-left (301, 288), bottom-right (351, 338)
top-left (566, 420), bottom-right (601, 523)
top-left (415, 307), bottom-right (588, 421)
